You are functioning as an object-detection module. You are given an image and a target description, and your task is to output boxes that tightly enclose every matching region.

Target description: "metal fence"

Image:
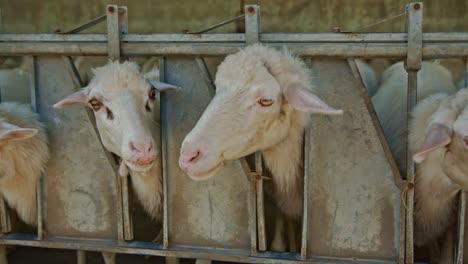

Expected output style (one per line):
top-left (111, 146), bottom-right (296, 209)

top-left (0, 2), bottom-right (467, 264)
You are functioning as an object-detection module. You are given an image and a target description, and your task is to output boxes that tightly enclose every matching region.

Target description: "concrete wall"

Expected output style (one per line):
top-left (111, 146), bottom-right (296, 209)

top-left (0, 0), bottom-right (466, 34)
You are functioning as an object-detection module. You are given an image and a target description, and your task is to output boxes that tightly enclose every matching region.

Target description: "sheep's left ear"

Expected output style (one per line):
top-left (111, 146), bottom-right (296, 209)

top-left (148, 80), bottom-right (178, 92)
top-left (0, 122), bottom-right (38, 141)
top-left (283, 83), bottom-right (343, 115)
top-left (53, 87), bottom-right (89, 108)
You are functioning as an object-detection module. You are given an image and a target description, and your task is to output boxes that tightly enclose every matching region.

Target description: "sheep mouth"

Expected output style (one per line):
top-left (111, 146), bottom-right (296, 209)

top-left (126, 159), bottom-right (155, 171)
top-left (187, 162), bottom-right (224, 181)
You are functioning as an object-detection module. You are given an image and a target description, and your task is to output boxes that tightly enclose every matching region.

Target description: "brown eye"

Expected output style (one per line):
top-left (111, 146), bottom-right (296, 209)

top-left (258, 98), bottom-right (274, 107)
top-left (148, 88), bottom-right (157, 100)
top-left (89, 99), bottom-right (102, 111)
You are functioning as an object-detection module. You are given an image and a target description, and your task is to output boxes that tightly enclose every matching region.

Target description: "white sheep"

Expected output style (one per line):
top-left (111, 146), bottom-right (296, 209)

top-left (409, 88), bottom-right (468, 263)
top-left (372, 61), bottom-right (457, 172)
top-left (0, 102), bottom-right (49, 226)
top-left (54, 61), bottom-right (176, 264)
top-left (372, 61), bottom-right (461, 262)
top-left (356, 59), bottom-right (378, 97)
top-left (178, 44), bottom-right (343, 251)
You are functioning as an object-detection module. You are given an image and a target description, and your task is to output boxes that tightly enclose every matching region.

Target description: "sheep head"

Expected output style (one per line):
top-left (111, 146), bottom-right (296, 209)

top-left (54, 60), bottom-right (176, 172)
top-left (179, 45), bottom-right (342, 181)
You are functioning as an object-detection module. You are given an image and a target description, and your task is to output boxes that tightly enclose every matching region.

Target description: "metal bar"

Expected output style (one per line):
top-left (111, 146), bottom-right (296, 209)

top-left (106, 5), bottom-right (120, 61)
top-left (117, 5), bottom-right (133, 242)
top-left (77, 250), bottom-right (86, 264)
top-left (245, 5), bottom-right (260, 44)
top-left (301, 128), bottom-right (310, 259)
top-left (404, 3), bottom-right (423, 264)
top-left (0, 234), bottom-right (398, 264)
top-left (0, 196), bottom-right (10, 234)
top-left (27, 55), bottom-right (45, 240)
top-left (57, 15), bottom-right (106, 34)
top-left (2, 42), bottom-right (468, 58)
top-left (255, 152), bottom-right (266, 252)
top-left (465, 58), bottom-right (468, 88)
top-left (186, 14), bottom-right (245, 34)
top-left (3, 32), bottom-right (468, 43)
top-left (456, 192), bottom-right (466, 264)
top-left (245, 4), bottom-right (261, 255)
top-left (160, 57), bottom-right (169, 249)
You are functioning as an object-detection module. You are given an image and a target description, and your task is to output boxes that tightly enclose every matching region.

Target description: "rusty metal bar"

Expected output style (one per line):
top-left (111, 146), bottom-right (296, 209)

top-left (106, 5), bottom-right (120, 61)
top-left (245, 4), bottom-right (261, 255)
top-left (404, 3), bottom-right (423, 263)
top-left (255, 152), bottom-right (266, 252)
top-left (301, 128), bottom-right (310, 259)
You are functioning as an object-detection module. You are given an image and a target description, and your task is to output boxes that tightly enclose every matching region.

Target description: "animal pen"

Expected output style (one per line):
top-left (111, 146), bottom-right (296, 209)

top-left (0, 2), bottom-right (467, 264)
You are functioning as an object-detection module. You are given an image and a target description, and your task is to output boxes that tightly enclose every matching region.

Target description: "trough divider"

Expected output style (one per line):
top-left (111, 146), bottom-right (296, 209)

top-left (245, 4), bottom-right (262, 255)
top-left (404, 3), bottom-right (423, 264)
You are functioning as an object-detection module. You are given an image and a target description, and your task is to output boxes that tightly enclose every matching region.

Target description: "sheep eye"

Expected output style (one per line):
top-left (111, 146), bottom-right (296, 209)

top-left (89, 99), bottom-right (102, 111)
top-left (148, 88), bottom-right (157, 100)
top-left (258, 98), bottom-right (274, 107)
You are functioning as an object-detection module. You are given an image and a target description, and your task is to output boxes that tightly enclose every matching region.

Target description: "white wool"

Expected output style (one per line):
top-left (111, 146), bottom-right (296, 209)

top-left (0, 102), bottom-right (49, 226)
top-left (372, 61), bottom-right (456, 173)
top-left (373, 61), bottom-right (462, 259)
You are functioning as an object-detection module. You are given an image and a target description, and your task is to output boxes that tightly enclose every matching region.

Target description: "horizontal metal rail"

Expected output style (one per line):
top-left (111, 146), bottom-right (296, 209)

top-left (0, 233), bottom-right (397, 264)
top-left (1, 32), bottom-right (468, 43)
top-left (0, 42), bottom-right (467, 58)
top-left (0, 33), bottom-right (466, 58)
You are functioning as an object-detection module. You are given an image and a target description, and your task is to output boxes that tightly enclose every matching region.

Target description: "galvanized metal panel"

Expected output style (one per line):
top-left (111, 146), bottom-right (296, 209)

top-left (306, 59), bottom-right (400, 260)
top-left (161, 57), bottom-right (252, 250)
top-left (35, 56), bottom-right (118, 239)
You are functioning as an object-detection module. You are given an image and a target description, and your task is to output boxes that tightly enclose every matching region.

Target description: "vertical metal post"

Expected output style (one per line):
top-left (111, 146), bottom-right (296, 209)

top-left (455, 58), bottom-right (468, 264)
top-left (160, 57), bottom-right (169, 249)
top-left (77, 250), bottom-right (86, 264)
top-left (301, 128), bottom-right (311, 259)
top-left (106, 5), bottom-right (133, 243)
top-left (0, 10), bottom-right (11, 237)
top-left (245, 4), bottom-right (261, 254)
top-left (404, 3), bottom-right (422, 264)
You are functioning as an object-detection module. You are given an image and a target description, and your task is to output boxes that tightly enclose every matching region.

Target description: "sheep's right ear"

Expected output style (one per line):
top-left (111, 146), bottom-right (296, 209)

top-left (53, 88), bottom-right (89, 108)
top-left (0, 122), bottom-right (38, 141)
top-left (413, 123), bottom-right (452, 163)
top-left (283, 83), bottom-right (343, 115)
top-left (148, 80), bottom-right (178, 92)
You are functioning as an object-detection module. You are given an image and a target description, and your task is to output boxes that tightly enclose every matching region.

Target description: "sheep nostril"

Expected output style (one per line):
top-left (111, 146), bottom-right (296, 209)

top-left (189, 150), bottom-right (201, 163)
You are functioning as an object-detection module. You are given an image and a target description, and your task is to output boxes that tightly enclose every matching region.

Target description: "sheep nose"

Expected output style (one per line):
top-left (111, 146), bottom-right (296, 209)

top-left (179, 148), bottom-right (202, 170)
top-left (129, 137), bottom-right (153, 154)
top-left (129, 137), bottom-right (156, 166)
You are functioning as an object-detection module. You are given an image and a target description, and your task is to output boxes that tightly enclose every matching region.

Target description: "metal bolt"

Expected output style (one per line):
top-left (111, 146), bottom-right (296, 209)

top-left (108, 6), bottom-right (115, 13)
top-left (413, 3), bottom-right (421, 10)
top-left (247, 6), bottom-right (255, 15)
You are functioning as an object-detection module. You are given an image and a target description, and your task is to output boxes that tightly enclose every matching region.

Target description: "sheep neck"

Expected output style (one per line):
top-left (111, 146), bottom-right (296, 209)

top-left (261, 110), bottom-right (305, 196)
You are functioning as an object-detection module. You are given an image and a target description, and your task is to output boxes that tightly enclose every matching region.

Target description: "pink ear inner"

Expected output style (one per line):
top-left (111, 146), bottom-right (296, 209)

top-left (0, 127), bottom-right (38, 141)
top-left (148, 80), bottom-right (178, 92)
top-left (413, 123), bottom-right (452, 163)
top-left (53, 89), bottom-right (88, 108)
top-left (283, 83), bottom-right (343, 115)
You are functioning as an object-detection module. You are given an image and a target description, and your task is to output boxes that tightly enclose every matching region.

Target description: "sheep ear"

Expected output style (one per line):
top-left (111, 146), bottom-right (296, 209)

top-left (53, 88), bottom-right (89, 108)
top-left (413, 123), bottom-right (452, 163)
top-left (0, 122), bottom-right (38, 141)
top-left (148, 80), bottom-right (178, 92)
top-left (283, 83), bottom-right (343, 115)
